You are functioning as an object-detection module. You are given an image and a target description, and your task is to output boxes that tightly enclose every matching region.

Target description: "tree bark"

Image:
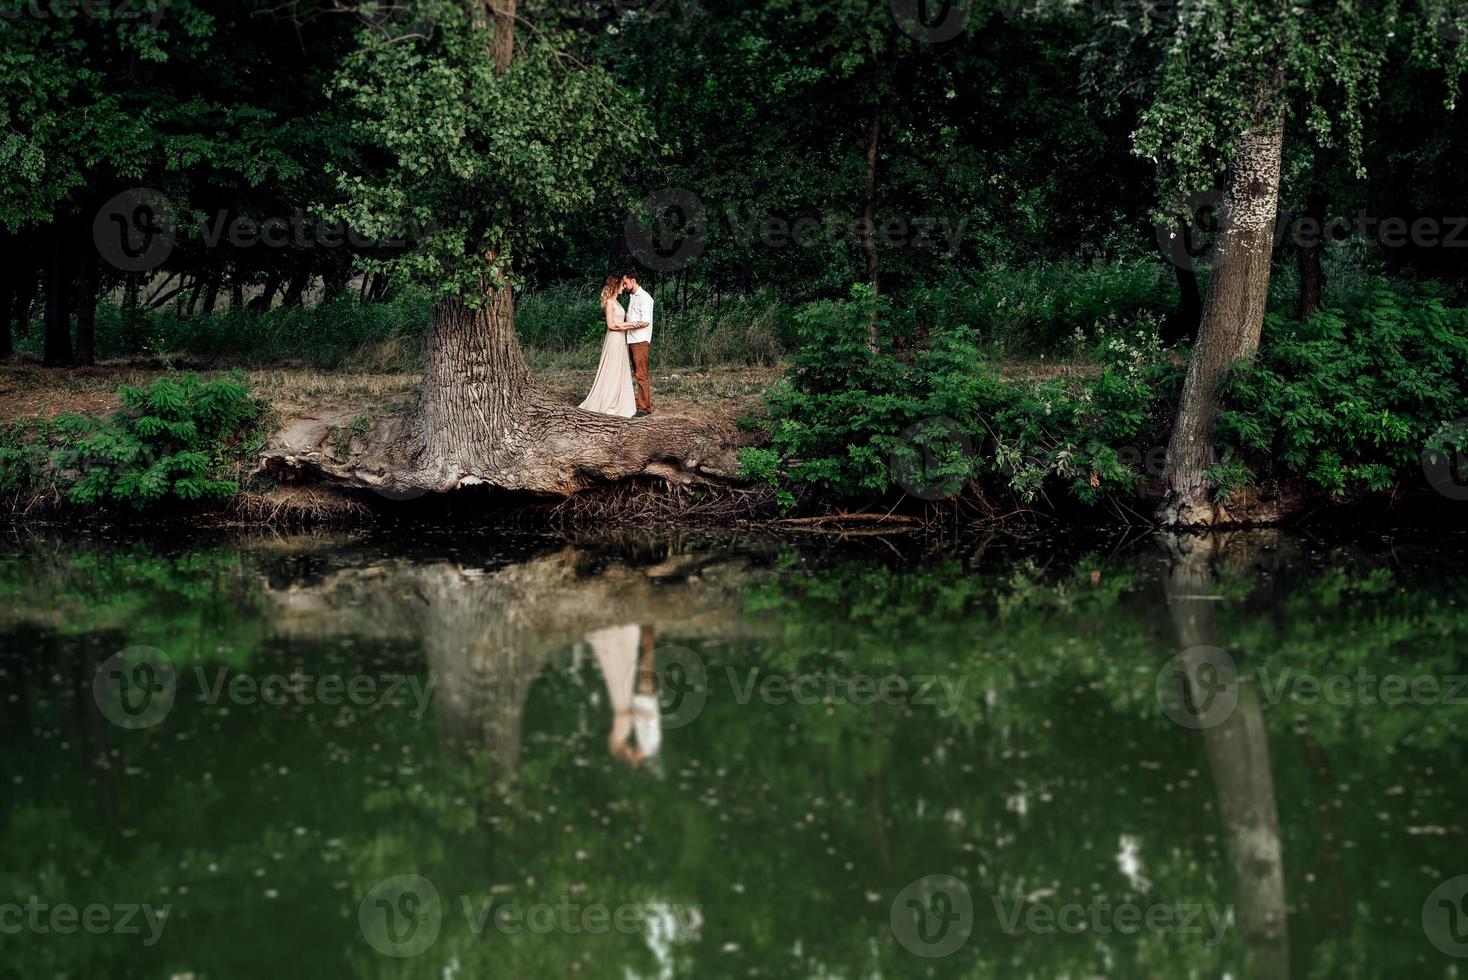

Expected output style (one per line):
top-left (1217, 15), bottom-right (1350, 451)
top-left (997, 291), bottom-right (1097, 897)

top-left (43, 222), bottom-right (74, 367)
top-left (1159, 116), bottom-right (1285, 526)
top-left (490, 0), bottom-right (515, 73)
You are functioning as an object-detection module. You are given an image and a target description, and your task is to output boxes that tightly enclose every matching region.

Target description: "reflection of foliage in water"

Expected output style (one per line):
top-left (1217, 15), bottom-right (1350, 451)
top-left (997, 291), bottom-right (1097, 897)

top-left (0, 542), bottom-right (268, 666)
top-left (0, 533), bottom-right (1465, 978)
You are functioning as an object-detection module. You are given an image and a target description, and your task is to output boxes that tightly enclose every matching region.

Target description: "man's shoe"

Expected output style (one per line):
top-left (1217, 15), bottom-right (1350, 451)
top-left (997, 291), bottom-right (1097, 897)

top-left (633, 411), bottom-right (650, 418)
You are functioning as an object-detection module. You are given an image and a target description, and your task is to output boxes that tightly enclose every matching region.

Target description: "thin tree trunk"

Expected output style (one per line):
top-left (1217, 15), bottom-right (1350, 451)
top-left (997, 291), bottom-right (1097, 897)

top-left (230, 275), bottom-right (245, 310)
top-left (249, 271), bottom-right (283, 313)
top-left (1162, 236), bottom-right (1203, 346)
top-left (1295, 148), bottom-right (1332, 321)
top-left (184, 275), bottom-right (206, 317)
top-left (281, 271), bottom-right (311, 307)
top-left (74, 236), bottom-right (99, 366)
top-left (43, 223), bottom-right (74, 367)
top-left (490, 0), bottom-right (515, 73)
top-left (860, 101), bottom-right (882, 346)
top-left (201, 272), bottom-right (222, 316)
top-left (0, 255), bottom-right (13, 362)
top-left (1159, 114), bottom-right (1285, 526)
top-left (14, 261), bottom-right (37, 337)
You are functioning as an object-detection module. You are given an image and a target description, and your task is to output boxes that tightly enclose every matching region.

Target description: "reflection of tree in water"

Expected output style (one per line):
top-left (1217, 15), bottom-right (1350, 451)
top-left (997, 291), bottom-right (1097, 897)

top-left (1162, 532), bottom-right (1289, 980)
top-left (266, 540), bottom-right (758, 777)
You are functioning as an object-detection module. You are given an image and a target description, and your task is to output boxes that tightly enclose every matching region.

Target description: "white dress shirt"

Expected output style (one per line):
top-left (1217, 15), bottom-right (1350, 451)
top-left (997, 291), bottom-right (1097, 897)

top-left (625, 288), bottom-right (654, 345)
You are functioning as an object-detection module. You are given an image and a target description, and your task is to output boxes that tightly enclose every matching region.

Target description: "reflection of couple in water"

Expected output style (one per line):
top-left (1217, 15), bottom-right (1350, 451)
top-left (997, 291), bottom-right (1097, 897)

top-left (584, 623), bottom-right (662, 767)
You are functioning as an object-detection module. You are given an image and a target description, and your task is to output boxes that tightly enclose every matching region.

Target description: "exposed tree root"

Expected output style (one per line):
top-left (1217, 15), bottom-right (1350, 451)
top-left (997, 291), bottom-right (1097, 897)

top-left (257, 382), bottom-right (762, 501)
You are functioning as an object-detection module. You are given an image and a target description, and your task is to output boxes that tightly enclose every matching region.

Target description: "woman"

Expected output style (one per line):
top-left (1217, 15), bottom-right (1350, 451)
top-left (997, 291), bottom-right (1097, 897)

top-left (578, 274), bottom-right (647, 417)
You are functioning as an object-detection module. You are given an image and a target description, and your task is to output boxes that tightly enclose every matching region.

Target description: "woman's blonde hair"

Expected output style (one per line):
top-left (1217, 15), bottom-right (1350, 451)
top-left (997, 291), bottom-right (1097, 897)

top-left (599, 274), bottom-right (623, 305)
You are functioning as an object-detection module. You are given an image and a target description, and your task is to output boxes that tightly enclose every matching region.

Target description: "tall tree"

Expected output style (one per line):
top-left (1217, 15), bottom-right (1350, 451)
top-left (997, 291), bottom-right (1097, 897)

top-left (1097, 0), bottom-right (1466, 525)
top-left (263, 0), bottom-right (741, 495)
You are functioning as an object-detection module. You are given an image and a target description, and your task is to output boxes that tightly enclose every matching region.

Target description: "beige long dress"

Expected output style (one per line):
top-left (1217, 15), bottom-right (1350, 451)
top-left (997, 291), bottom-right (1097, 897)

top-left (578, 300), bottom-right (637, 417)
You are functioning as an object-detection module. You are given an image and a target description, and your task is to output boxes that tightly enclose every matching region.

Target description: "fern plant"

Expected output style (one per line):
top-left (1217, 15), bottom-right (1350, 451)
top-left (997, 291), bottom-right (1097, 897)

top-left (50, 373), bottom-right (264, 507)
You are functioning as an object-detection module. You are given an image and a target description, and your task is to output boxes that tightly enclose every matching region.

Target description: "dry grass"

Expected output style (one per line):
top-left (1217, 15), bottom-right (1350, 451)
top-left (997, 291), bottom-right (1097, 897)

top-left (0, 362), bottom-right (784, 424)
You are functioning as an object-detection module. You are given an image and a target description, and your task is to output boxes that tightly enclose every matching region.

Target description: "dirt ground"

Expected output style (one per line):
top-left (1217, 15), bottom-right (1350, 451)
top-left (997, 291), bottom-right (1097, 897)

top-left (0, 362), bottom-right (784, 424)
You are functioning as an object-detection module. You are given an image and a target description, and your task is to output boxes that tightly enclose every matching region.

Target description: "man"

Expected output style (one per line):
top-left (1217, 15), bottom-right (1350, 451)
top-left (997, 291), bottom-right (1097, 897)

top-left (622, 273), bottom-right (654, 416)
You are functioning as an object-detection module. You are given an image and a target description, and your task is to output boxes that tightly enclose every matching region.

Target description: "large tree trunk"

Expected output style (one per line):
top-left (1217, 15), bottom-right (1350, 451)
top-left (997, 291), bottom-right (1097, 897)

top-left (1159, 116), bottom-right (1285, 526)
top-left (43, 222), bottom-right (74, 367)
top-left (261, 290), bottom-right (746, 496)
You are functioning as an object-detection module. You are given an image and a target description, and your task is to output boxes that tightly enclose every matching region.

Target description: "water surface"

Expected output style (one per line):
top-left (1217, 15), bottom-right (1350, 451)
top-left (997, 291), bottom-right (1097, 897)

top-left (1, 524), bottom-right (1465, 978)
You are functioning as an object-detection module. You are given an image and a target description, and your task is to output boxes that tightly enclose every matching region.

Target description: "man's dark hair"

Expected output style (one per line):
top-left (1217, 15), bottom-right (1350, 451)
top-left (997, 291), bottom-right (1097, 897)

top-left (622, 272), bottom-right (641, 284)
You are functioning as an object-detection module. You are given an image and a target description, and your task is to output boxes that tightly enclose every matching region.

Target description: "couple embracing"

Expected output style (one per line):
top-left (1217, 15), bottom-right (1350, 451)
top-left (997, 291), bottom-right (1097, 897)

top-left (579, 273), bottom-right (655, 418)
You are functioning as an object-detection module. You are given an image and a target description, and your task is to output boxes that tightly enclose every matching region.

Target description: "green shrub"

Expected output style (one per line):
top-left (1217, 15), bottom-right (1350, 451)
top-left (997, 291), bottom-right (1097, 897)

top-left (740, 285), bottom-right (1177, 510)
top-left (48, 373), bottom-right (264, 507)
top-left (1216, 280), bottom-right (1468, 497)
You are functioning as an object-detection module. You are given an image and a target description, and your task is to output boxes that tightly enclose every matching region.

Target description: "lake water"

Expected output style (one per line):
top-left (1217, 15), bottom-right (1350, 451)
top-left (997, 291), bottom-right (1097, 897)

top-left (1, 523), bottom-right (1465, 978)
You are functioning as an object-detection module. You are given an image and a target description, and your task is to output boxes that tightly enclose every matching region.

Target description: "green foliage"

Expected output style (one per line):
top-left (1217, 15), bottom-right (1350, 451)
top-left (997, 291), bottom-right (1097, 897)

top-left (1215, 280), bottom-right (1468, 497)
top-left (328, 0), bottom-right (645, 300)
top-left (46, 373), bottom-right (263, 507)
top-left (740, 284), bottom-right (1177, 509)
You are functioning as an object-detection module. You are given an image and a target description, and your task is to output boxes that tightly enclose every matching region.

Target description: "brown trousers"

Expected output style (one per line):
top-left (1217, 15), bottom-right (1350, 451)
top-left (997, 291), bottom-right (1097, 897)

top-left (628, 342), bottom-right (651, 413)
